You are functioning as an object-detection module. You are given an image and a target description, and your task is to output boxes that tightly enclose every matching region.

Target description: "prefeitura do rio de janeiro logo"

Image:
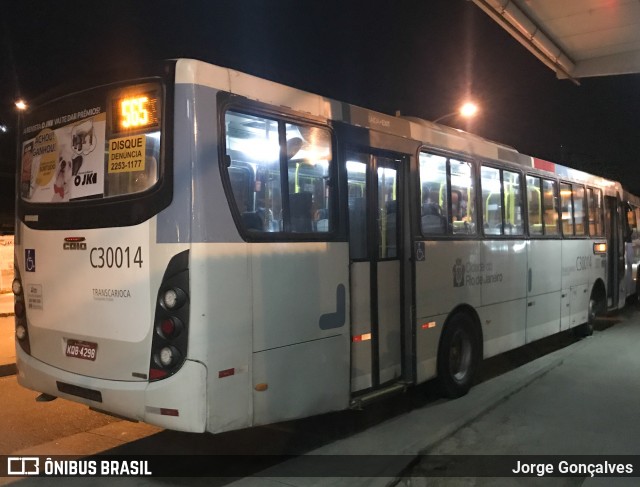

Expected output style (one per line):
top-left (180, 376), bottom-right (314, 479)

top-left (453, 258), bottom-right (465, 287)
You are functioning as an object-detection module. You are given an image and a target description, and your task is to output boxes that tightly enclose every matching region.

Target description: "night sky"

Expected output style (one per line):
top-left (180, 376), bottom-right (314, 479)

top-left (2, 0), bottom-right (640, 212)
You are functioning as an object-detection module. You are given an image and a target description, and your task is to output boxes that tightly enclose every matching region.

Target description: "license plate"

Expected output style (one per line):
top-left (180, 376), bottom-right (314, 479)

top-left (65, 339), bottom-right (97, 361)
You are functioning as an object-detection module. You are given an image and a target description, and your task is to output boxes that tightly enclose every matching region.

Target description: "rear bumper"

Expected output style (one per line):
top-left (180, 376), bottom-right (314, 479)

top-left (16, 347), bottom-right (207, 433)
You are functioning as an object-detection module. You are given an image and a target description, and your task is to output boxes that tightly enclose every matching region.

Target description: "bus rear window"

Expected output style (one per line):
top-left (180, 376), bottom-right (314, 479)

top-left (20, 81), bottom-right (163, 203)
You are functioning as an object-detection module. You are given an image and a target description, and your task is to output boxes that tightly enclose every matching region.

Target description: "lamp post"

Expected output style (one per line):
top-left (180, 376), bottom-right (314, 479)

top-left (433, 102), bottom-right (479, 124)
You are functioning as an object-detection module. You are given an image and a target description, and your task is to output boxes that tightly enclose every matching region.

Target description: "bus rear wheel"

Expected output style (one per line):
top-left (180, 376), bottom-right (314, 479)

top-left (575, 292), bottom-right (603, 338)
top-left (437, 312), bottom-right (481, 398)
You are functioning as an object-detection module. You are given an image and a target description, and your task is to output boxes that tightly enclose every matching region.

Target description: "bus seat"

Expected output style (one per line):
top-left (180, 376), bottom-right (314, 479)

top-left (530, 223), bottom-right (543, 235)
top-left (290, 192), bottom-right (313, 232)
top-left (241, 212), bottom-right (263, 231)
top-left (422, 214), bottom-right (445, 234)
top-left (314, 209), bottom-right (329, 232)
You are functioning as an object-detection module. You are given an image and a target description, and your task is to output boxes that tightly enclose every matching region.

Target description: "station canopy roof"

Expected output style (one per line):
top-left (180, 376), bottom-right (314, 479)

top-left (471, 0), bottom-right (640, 82)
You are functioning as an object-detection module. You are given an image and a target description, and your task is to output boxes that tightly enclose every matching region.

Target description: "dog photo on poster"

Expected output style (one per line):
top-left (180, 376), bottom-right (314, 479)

top-left (21, 108), bottom-right (106, 203)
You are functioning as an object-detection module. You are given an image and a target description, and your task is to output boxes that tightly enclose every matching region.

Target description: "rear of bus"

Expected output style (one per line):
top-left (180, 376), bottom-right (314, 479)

top-left (13, 64), bottom-right (206, 432)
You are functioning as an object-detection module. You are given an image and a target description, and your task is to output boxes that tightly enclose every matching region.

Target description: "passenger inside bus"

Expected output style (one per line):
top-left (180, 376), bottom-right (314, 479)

top-left (421, 195), bottom-right (445, 234)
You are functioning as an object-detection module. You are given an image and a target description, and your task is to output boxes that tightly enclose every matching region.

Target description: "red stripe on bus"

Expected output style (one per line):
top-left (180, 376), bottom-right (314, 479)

top-left (218, 368), bottom-right (235, 378)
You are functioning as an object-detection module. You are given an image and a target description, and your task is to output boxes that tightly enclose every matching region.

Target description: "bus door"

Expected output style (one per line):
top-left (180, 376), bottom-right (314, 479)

top-left (347, 149), bottom-right (405, 393)
top-left (605, 195), bottom-right (625, 308)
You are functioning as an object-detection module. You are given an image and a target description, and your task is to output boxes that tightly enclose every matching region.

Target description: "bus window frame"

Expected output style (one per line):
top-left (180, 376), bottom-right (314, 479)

top-left (572, 183), bottom-right (587, 237)
top-left (525, 174), bottom-right (543, 237)
top-left (559, 181), bottom-right (590, 239)
top-left (416, 148), bottom-right (478, 240)
top-left (217, 94), bottom-right (340, 243)
top-left (479, 163), bottom-right (525, 238)
top-left (587, 186), bottom-right (605, 238)
top-left (525, 174), bottom-right (562, 239)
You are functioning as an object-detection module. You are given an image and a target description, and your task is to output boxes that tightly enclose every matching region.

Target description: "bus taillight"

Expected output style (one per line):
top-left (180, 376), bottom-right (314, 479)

top-left (12, 271), bottom-right (31, 355)
top-left (158, 317), bottom-right (183, 339)
top-left (149, 250), bottom-right (190, 381)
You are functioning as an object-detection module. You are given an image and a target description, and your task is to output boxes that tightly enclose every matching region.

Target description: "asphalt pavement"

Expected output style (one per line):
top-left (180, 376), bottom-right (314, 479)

top-left (0, 292), bottom-right (15, 376)
top-left (2, 296), bottom-right (640, 485)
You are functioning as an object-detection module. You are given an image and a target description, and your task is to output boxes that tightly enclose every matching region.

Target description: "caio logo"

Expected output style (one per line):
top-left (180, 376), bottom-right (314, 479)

top-left (63, 237), bottom-right (87, 251)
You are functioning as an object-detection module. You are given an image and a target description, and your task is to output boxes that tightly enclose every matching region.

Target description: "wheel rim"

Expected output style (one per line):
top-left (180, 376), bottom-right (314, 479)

top-left (588, 298), bottom-right (596, 323)
top-left (449, 328), bottom-right (472, 382)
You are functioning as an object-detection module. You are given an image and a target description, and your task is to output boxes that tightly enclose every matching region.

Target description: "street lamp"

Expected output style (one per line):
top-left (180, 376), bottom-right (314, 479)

top-left (433, 101), bottom-right (479, 124)
top-left (15, 100), bottom-right (27, 111)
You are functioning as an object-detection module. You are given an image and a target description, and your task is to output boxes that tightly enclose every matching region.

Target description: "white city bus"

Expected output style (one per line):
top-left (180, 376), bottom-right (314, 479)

top-left (13, 59), bottom-right (635, 433)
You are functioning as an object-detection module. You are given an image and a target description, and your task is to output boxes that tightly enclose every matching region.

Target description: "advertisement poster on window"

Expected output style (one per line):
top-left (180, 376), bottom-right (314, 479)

top-left (21, 107), bottom-right (106, 203)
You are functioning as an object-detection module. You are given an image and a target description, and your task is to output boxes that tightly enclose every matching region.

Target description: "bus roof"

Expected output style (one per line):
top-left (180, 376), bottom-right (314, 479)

top-left (176, 58), bottom-right (622, 192)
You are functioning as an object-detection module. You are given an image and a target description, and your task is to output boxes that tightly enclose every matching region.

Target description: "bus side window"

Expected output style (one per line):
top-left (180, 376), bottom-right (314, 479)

top-left (347, 157), bottom-right (368, 258)
top-left (224, 111), bottom-right (333, 236)
top-left (573, 185), bottom-right (586, 236)
top-left (527, 175), bottom-right (543, 236)
top-left (449, 159), bottom-right (476, 235)
top-left (560, 183), bottom-right (574, 236)
top-left (503, 170), bottom-right (523, 235)
top-left (287, 124), bottom-right (332, 234)
top-left (418, 152), bottom-right (448, 236)
top-left (542, 179), bottom-right (560, 235)
top-left (588, 187), bottom-right (604, 236)
top-left (481, 166), bottom-right (502, 235)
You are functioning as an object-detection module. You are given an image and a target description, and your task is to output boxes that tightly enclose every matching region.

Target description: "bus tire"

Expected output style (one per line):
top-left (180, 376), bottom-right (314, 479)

top-left (575, 290), bottom-right (603, 337)
top-left (437, 312), bottom-right (481, 399)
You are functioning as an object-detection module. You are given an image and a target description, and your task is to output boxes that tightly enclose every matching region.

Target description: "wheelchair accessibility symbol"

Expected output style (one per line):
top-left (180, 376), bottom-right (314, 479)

top-left (414, 241), bottom-right (426, 262)
top-left (25, 249), bottom-right (36, 272)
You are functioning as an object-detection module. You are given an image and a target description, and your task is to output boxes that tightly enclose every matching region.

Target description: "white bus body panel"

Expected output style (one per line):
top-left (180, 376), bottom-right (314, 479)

top-left (249, 242), bottom-right (350, 428)
top-left (526, 240), bottom-right (562, 342)
top-left (561, 239), bottom-right (606, 328)
top-left (17, 221), bottom-right (162, 381)
top-left (415, 240), bottom-right (481, 318)
top-left (175, 59), bottom-right (337, 121)
top-left (193, 241), bottom-right (350, 433)
top-left (252, 335), bottom-right (348, 426)
top-left (189, 242), bottom-right (253, 433)
top-left (350, 262), bottom-right (373, 392)
top-left (479, 239), bottom-right (527, 357)
top-left (377, 260), bottom-right (402, 384)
